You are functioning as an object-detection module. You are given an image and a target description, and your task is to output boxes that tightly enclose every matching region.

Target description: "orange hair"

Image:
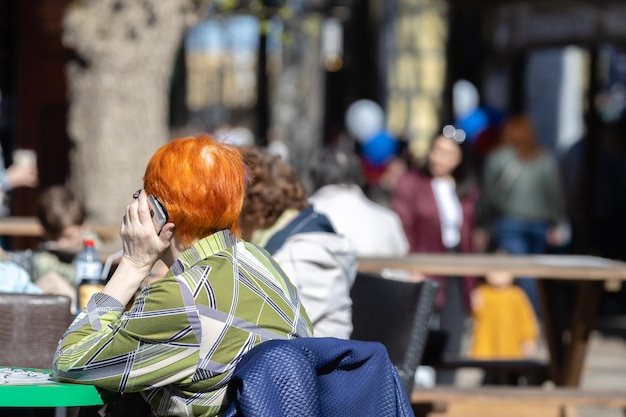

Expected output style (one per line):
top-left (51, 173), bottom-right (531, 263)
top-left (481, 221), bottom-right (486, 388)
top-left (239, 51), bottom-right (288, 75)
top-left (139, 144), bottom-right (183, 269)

top-left (143, 134), bottom-right (246, 245)
top-left (500, 114), bottom-right (543, 159)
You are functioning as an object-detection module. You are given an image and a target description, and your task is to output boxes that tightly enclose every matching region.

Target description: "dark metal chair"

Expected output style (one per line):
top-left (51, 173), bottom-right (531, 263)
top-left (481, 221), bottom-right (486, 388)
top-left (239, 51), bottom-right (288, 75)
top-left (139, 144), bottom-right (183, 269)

top-left (350, 271), bottom-right (439, 395)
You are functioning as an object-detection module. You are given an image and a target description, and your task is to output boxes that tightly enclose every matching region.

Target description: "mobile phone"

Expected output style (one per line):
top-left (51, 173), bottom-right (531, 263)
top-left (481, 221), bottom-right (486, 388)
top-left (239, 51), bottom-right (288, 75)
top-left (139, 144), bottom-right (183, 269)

top-left (147, 194), bottom-right (168, 234)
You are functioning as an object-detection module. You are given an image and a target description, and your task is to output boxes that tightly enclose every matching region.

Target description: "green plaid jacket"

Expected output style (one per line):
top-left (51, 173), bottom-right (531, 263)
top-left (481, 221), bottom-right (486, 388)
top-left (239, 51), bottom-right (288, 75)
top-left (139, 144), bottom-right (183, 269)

top-left (54, 230), bottom-right (313, 417)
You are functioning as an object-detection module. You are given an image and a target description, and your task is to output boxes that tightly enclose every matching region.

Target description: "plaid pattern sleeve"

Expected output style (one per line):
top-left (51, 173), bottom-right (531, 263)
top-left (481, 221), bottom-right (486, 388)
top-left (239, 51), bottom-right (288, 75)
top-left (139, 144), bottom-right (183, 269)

top-left (54, 230), bottom-right (313, 417)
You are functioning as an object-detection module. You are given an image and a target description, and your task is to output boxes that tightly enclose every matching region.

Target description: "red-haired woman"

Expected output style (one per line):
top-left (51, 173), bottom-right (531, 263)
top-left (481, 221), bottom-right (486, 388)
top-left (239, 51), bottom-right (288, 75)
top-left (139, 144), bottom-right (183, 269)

top-left (481, 114), bottom-right (568, 316)
top-left (54, 134), bottom-right (313, 417)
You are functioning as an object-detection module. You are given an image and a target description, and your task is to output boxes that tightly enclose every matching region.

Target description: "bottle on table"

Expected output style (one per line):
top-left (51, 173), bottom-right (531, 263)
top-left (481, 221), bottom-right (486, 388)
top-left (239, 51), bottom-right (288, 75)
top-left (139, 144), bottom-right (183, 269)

top-left (74, 238), bottom-right (104, 311)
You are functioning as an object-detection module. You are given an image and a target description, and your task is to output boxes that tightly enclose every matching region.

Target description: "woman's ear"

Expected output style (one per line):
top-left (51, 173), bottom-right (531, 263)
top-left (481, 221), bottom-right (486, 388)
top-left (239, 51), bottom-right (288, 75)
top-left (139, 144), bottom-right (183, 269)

top-left (159, 222), bottom-right (175, 242)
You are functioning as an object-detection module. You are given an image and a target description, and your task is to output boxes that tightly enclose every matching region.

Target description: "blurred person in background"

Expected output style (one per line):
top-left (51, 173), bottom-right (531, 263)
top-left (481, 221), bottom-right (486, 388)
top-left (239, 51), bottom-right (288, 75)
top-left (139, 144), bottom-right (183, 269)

top-left (0, 148), bottom-right (39, 216)
top-left (308, 146), bottom-right (409, 258)
top-left (0, 247), bottom-right (42, 294)
top-left (5, 186), bottom-right (101, 311)
top-left (478, 114), bottom-right (569, 317)
top-left (239, 145), bottom-right (358, 339)
top-left (29, 185), bottom-right (97, 304)
top-left (391, 126), bottom-right (481, 384)
top-left (0, 89), bottom-right (39, 218)
top-left (469, 250), bottom-right (540, 385)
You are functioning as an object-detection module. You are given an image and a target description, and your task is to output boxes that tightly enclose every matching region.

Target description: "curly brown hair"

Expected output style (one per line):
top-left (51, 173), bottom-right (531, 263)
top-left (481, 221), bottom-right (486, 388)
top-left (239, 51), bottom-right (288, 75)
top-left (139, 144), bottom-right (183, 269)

top-left (239, 145), bottom-right (308, 231)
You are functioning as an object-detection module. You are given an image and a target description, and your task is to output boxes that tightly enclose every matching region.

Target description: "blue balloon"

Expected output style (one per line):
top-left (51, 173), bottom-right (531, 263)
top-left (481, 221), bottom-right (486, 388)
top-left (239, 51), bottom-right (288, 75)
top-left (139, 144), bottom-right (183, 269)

top-left (361, 131), bottom-right (397, 167)
top-left (483, 105), bottom-right (506, 126)
top-left (457, 108), bottom-right (489, 140)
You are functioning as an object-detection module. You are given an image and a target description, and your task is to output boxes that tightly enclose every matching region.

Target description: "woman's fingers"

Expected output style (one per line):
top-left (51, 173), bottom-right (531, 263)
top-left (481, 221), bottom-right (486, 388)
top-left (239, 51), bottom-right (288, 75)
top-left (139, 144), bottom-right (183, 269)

top-left (136, 191), bottom-right (154, 227)
top-left (123, 190), bottom-right (153, 235)
top-left (120, 190), bottom-right (173, 265)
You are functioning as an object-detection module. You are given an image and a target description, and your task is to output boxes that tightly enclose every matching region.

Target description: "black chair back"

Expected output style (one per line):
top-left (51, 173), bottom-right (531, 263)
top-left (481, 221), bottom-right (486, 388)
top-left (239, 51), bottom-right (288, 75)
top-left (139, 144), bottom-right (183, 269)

top-left (350, 271), bottom-right (439, 394)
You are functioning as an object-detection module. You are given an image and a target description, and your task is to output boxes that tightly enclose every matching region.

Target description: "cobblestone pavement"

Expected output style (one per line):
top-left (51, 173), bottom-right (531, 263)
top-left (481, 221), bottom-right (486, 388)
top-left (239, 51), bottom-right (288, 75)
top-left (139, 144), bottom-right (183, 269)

top-left (577, 332), bottom-right (626, 417)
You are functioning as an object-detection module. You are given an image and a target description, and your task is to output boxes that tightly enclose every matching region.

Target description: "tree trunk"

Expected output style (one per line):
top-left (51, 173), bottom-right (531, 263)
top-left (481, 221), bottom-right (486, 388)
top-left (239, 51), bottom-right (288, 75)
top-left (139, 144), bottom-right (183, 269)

top-left (63, 0), bottom-right (196, 225)
top-left (270, 14), bottom-right (324, 188)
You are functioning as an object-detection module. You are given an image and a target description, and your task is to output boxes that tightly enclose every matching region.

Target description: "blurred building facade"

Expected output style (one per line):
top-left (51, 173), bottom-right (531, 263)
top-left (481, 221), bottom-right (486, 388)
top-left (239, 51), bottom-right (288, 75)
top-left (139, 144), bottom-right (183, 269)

top-left (0, 0), bottom-right (72, 249)
top-left (3, 0), bottom-right (626, 272)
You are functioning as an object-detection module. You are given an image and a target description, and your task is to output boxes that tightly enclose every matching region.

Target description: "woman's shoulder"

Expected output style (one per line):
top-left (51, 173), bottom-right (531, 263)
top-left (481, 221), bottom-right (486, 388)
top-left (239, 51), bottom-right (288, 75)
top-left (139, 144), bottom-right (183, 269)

top-left (488, 145), bottom-right (515, 160)
top-left (396, 168), bottom-right (430, 187)
top-left (483, 146), bottom-right (515, 175)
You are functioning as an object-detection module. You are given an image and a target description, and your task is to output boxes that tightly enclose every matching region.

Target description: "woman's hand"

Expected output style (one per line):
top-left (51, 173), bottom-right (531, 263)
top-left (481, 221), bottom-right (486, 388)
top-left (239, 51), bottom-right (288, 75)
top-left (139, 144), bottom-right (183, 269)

top-left (521, 339), bottom-right (538, 358)
top-left (120, 190), bottom-right (174, 274)
top-left (546, 222), bottom-right (571, 248)
top-left (7, 162), bottom-right (39, 188)
top-left (472, 228), bottom-right (490, 253)
top-left (470, 288), bottom-right (483, 312)
top-left (102, 190), bottom-right (175, 306)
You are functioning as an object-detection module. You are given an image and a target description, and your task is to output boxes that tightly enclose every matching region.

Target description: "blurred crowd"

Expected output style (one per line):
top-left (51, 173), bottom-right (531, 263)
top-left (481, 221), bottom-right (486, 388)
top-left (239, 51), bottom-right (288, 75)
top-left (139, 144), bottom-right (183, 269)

top-left (0, 111), bottom-right (602, 391)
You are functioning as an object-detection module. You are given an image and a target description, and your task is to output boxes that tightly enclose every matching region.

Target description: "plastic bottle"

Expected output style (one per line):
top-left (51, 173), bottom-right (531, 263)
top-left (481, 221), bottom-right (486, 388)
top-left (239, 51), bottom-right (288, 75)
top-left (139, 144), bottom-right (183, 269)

top-left (74, 238), bottom-right (104, 311)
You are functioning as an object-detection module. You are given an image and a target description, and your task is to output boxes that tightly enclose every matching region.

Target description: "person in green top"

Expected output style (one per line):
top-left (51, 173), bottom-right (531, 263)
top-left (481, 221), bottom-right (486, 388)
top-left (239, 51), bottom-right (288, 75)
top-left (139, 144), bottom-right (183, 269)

top-left (479, 114), bottom-right (569, 316)
top-left (53, 134), bottom-right (313, 417)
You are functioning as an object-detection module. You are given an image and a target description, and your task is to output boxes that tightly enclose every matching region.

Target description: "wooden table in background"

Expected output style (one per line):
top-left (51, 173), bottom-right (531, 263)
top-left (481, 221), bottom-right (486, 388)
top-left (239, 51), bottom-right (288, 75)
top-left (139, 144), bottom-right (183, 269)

top-left (0, 216), bottom-right (120, 242)
top-left (358, 253), bottom-right (626, 387)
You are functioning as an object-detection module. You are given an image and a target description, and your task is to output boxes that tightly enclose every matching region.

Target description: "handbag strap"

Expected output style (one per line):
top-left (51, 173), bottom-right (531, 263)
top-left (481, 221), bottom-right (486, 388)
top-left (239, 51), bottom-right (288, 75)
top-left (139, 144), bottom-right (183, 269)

top-left (492, 157), bottom-right (522, 194)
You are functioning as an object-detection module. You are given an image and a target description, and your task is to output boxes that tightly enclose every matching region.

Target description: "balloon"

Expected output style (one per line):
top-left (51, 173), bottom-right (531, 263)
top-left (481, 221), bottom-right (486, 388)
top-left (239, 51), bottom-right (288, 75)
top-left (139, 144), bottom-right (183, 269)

top-left (483, 104), bottom-right (506, 126)
top-left (361, 130), bottom-right (397, 167)
top-left (457, 108), bottom-right (489, 141)
top-left (453, 79), bottom-right (480, 120)
top-left (345, 99), bottom-right (385, 143)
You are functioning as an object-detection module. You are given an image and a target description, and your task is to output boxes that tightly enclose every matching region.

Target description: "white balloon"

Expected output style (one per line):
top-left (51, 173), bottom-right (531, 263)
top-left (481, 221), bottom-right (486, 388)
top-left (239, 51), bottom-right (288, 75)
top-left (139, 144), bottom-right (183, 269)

top-left (453, 79), bottom-right (480, 119)
top-left (345, 99), bottom-right (384, 143)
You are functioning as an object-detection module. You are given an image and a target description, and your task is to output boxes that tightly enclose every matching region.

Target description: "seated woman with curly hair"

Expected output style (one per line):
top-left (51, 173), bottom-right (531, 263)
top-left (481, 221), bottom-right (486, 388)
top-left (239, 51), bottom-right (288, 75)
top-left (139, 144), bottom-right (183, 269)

top-left (238, 145), bottom-right (358, 340)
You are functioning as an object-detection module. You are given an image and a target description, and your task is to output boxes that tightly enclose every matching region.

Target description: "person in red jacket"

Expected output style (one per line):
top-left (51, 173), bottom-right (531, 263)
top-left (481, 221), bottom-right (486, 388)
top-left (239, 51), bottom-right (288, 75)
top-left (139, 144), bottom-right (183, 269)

top-left (392, 126), bottom-right (481, 384)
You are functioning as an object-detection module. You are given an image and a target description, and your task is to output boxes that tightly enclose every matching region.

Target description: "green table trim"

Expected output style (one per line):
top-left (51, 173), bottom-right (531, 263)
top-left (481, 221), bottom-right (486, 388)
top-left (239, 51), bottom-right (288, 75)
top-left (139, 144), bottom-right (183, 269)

top-left (0, 368), bottom-right (103, 408)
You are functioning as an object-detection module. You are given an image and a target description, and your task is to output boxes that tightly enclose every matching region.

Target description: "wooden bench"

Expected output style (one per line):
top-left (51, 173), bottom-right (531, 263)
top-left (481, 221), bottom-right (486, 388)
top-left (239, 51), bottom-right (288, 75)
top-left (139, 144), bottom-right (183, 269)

top-left (410, 386), bottom-right (626, 417)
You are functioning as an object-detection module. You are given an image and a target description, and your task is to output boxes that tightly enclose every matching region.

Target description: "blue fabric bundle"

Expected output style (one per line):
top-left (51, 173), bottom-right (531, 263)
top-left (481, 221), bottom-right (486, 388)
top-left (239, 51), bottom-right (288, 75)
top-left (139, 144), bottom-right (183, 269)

top-left (224, 337), bottom-right (414, 417)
